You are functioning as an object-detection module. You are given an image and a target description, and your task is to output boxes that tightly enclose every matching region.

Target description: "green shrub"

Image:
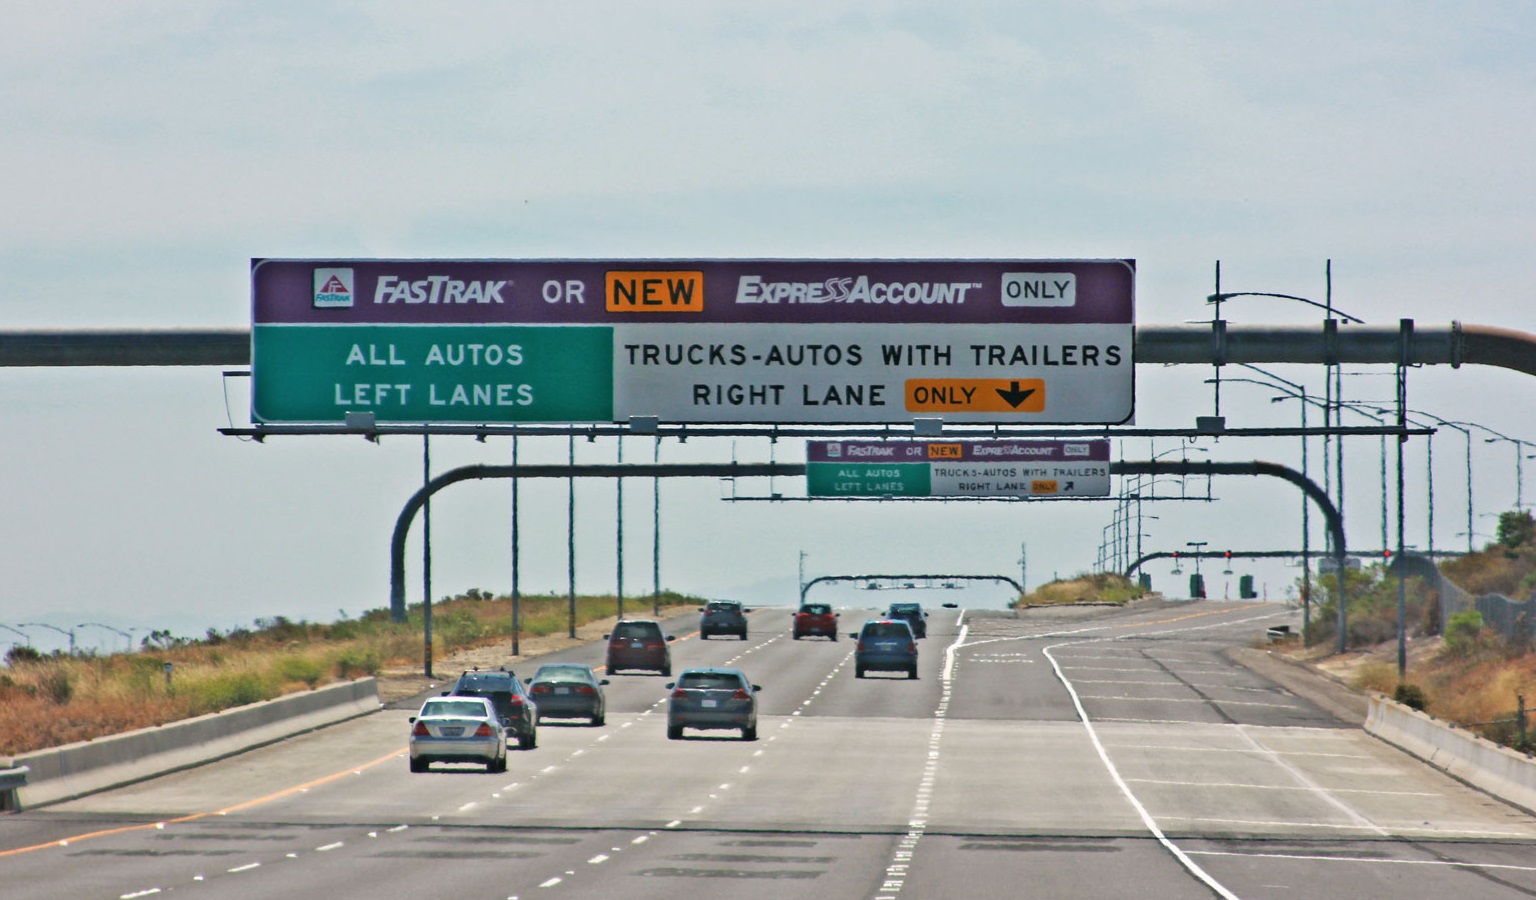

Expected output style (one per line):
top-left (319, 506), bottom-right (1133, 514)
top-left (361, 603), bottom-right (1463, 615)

top-left (1444, 610), bottom-right (1485, 657)
top-left (185, 672), bottom-right (271, 713)
top-left (276, 655), bottom-right (324, 689)
top-left (39, 668), bottom-right (74, 705)
top-left (1393, 682), bottom-right (1428, 711)
top-left (334, 646), bottom-right (381, 679)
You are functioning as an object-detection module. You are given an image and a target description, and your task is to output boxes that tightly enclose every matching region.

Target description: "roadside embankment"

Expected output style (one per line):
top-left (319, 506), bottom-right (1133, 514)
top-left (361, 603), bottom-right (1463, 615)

top-left (2, 678), bottom-right (378, 811)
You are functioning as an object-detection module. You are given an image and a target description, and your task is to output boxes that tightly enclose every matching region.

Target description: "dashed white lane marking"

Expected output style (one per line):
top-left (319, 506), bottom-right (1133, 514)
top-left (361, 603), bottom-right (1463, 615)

top-left (227, 862), bottom-right (261, 873)
top-left (316, 841), bottom-right (345, 851)
top-left (588, 854), bottom-right (609, 864)
top-left (539, 876), bottom-right (562, 887)
top-left (874, 613), bottom-right (966, 899)
top-left (120, 890), bottom-right (161, 899)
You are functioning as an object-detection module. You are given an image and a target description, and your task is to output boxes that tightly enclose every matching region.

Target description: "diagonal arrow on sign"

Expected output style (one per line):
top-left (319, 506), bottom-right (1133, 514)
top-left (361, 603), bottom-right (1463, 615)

top-left (995, 381), bottom-right (1037, 408)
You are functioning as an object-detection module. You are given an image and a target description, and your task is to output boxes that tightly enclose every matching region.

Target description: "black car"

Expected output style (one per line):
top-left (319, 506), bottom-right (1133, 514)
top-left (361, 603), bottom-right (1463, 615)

top-left (448, 668), bottom-right (538, 749)
top-left (699, 600), bottom-right (749, 640)
top-left (526, 664), bottom-right (608, 726)
top-left (885, 602), bottom-right (928, 638)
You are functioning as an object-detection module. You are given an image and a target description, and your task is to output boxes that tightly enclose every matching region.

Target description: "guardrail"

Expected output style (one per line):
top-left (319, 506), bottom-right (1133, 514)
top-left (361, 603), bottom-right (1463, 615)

top-left (0, 766), bottom-right (29, 812)
top-left (1366, 693), bottom-right (1536, 816)
top-left (3, 678), bottom-right (379, 811)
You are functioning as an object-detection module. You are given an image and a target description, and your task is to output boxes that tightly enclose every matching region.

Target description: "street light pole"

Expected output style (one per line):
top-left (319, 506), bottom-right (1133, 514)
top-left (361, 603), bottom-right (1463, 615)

top-left (20, 622), bottom-right (74, 655)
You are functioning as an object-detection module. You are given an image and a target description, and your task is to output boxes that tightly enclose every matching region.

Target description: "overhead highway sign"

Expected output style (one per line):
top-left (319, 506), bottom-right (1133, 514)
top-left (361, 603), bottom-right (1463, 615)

top-left (805, 439), bottom-right (1112, 497)
top-left (251, 259), bottom-right (1134, 426)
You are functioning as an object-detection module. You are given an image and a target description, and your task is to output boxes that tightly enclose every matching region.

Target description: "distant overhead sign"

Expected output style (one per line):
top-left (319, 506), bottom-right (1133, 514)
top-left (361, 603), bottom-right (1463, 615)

top-left (805, 439), bottom-right (1112, 498)
top-left (250, 259), bottom-right (1134, 426)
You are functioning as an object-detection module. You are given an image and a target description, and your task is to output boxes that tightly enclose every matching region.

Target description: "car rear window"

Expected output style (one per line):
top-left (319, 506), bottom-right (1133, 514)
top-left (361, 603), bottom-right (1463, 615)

top-left (613, 622), bottom-right (660, 639)
top-left (422, 699), bottom-right (490, 718)
top-left (533, 667), bottom-right (589, 683)
top-left (456, 673), bottom-right (513, 690)
top-left (706, 602), bottom-right (739, 612)
top-left (801, 604), bottom-right (831, 615)
top-left (864, 622), bottom-right (911, 638)
top-left (677, 672), bottom-right (745, 690)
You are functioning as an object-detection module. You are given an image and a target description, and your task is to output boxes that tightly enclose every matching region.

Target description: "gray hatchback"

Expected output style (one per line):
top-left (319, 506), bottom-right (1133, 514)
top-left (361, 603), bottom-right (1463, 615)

top-left (699, 599), bottom-right (749, 640)
top-left (666, 667), bottom-right (761, 740)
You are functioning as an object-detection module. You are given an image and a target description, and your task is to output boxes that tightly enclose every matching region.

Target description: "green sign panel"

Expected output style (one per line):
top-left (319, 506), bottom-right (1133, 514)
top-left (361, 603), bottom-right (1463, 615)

top-left (251, 325), bottom-right (613, 423)
top-left (805, 462), bottom-right (930, 497)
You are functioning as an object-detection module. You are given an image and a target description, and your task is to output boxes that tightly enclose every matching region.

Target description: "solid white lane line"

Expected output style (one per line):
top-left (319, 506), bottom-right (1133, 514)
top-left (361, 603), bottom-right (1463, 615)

top-left (1044, 639), bottom-right (1241, 900)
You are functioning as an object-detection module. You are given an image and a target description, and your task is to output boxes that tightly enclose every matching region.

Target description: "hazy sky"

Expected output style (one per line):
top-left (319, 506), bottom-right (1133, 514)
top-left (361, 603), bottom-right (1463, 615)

top-left (3, 3), bottom-right (1535, 653)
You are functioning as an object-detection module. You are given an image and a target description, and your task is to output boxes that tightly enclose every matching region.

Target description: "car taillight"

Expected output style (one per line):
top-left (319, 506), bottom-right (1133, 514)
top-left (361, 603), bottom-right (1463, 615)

top-left (508, 695), bottom-right (524, 706)
top-left (645, 640), bottom-right (664, 649)
top-left (413, 722), bottom-right (429, 736)
top-left (671, 689), bottom-right (688, 699)
top-left (474, 723), bottom-right (494, 737)
top-left (530, 684), bottom-right (549, 694)
top-left (732, 689), bottom-right (751, 700)
top-left (907, 642), bottom-right (917, 653)
top-left (575, 685), bottom-right (596, 694)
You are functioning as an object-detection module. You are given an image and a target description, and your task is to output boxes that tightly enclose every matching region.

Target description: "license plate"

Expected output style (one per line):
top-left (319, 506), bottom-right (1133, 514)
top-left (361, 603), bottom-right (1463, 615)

top-left (555, 687), bottom-right (570, 695)
top-left (630, 641), bottom-right (644, 648)
top-left (440, 726), bottom-right (464, 736)
top-left (701, 699), bottom-right (718, 708)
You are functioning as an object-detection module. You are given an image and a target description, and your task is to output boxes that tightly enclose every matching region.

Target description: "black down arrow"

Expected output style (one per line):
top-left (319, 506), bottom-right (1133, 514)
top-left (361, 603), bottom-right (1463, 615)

top-left (995, 381), bottom-right (1036, 408)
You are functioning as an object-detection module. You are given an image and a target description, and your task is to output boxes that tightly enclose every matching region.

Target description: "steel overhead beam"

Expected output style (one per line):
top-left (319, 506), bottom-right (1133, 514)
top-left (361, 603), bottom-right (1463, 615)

top-left (1111, 458), bottom-right (1350, 652)
top-left (799, 573), bottom-right (1024, 604)
top-left (1123, 547), bottom-right (1466, 578)
top-left (0, 328), bottom-right (249, 367)
top-left (6, 322), bottom-right (1536, 376)
top-left (388, 462), bottom-right (801, 622)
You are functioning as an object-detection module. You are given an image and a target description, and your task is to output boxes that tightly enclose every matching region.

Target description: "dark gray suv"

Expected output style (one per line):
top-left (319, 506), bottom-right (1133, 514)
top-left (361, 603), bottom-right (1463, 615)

top-left (853, 619), bottom-right (919, 679)
top-left (699, 600), bottom-right (749, 640)
top-left (448, 668), bottom-right (539, 749)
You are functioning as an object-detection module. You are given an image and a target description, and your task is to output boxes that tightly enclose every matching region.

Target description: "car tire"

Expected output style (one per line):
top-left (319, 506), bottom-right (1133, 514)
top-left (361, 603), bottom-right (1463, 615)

top-left (792, 633), bottom-right (801, 640)
top-left (831, 633), bottom-right (838, 642)
top-left (592, 713), bottom-right (605, 727)
top-left (409, 757), bottom-right (427, 773)
top-left (701, 632), bottom-right (709, 640)
top-left (660, 665), bottom-right (671, 677)
top-left (667, 724), bottom-right (683, 740)
top-left (855, 666), bottom-right (865, 678)
top-left (908, 666), bottom-right (918, 680)
top-left (742, 724), bottom-right (757, 741)
top-left (520, 729), bottom-right (537, 750)
top-left (739, 631), bottom-right (747, 641)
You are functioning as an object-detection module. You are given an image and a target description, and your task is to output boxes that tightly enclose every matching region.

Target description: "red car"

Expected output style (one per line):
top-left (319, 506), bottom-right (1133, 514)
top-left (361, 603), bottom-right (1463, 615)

top-left (792, 603), bottom-right (839, 640)
top-left (604, 619), bottom-right (674, 675)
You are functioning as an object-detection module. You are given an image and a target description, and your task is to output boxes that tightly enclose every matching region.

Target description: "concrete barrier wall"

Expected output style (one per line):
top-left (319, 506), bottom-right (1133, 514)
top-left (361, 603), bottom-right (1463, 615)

top-left (1366, 693), bottom-right (1536, 816)
top-left (3, 677), bottom-right (379, 810)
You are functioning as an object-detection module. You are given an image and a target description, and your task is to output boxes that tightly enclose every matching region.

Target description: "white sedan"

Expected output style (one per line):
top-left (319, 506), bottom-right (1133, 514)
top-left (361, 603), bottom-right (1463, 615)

top-left (408, 696), bottom-right (508, 773)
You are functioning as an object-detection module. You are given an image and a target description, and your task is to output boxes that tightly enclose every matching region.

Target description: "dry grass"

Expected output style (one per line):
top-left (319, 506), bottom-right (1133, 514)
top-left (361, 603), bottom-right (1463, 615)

top-left (0, 590), bottom-right (700, 757)
top-left (1015, 573), bottom-right (1146, 607)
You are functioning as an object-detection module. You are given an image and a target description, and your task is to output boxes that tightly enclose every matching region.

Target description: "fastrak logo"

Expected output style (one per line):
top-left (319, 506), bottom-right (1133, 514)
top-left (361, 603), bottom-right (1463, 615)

top-left (313, 268), bottom-right (355, 308)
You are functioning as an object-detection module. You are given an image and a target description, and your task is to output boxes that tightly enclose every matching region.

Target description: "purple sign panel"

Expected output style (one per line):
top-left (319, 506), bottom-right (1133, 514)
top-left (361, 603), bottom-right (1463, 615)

top-left (807, 439), bottom-right (1112, 497)
top-left (252, 259), bottom-right (1134, 325)
top-left (807, 439), bottom-right (1111, 463)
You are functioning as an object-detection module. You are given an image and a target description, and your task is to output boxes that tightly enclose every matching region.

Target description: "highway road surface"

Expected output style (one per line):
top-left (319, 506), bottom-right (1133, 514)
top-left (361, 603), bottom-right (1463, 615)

top-left (5, 600), bottom-right (1536, 899)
